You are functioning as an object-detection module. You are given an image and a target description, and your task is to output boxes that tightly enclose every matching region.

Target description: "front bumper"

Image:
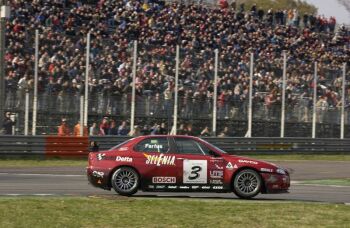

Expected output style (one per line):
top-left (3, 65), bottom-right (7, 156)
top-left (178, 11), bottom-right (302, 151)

top-left (261, 173), bottom-right (290, 194)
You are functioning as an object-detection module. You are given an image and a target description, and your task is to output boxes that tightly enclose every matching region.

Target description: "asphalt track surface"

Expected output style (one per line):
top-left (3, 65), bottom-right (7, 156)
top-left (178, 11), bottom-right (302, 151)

top-left (1, 160), bottom-right (349, 204)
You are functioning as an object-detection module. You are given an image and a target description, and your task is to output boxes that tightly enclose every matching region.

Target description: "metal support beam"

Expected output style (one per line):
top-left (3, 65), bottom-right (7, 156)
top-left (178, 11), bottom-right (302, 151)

top-left (212, 49), bottom-right (218, 136)
top-left (280, 51), bottom-right (287, 138)
top-left (172, 45), bottom-right (179, 135)
top-left (312, 62), bottom-right (317, 138)
top-left (246, 53), bottom-right (254, 137)
top-left (130, 40), bottom-right (137, 132)
top-left (0, 1), bottom-right (8, 128)
top-left (32, 30), bottom-right (39, 135)
top-left (341, 63), bottom-right (347, 139)
top-left (84, 32), bottom-right (90, 129)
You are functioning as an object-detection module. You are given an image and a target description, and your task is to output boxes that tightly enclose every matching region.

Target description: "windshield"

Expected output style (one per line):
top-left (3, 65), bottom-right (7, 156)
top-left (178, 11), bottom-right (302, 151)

top-left (198, 138), bottom-right (227, 154)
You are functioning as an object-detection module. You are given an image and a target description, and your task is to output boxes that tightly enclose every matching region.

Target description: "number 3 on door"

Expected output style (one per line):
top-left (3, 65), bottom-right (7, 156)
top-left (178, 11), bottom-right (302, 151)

top-left (183, 160), bottom-right (207, 184)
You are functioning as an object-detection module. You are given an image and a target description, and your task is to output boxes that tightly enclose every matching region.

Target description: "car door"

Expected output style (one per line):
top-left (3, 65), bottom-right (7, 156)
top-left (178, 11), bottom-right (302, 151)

top-left (171, 137), bottom-right (225, 191)
top-left (133, 137), bottom-right (179, 190)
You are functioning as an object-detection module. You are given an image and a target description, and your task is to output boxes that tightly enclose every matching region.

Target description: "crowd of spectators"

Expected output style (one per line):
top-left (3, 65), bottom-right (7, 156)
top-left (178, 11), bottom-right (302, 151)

top-left (3, 0), bottom-right (350, 132)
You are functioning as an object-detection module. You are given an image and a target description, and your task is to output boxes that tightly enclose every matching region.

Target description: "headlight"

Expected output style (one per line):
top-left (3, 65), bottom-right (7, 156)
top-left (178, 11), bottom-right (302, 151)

top-left (276, 168), bottom-right (286, 175)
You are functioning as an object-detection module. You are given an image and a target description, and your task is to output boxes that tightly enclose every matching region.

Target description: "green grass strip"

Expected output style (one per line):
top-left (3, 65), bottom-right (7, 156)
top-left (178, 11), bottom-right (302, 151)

top-left (0, 197), bottom-right (349, 227)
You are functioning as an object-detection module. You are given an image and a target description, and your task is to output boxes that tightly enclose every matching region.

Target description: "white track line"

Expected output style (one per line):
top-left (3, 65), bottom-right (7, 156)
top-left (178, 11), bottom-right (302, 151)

top-left (0, 172), bottom-right (85, 177)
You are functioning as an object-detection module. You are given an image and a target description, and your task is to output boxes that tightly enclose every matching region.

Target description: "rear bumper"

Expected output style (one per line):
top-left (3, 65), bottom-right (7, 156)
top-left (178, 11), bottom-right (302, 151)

top-left (261, 173), bottom-right (290, 194)
top-left (86, 166), bottom-right (111, 190)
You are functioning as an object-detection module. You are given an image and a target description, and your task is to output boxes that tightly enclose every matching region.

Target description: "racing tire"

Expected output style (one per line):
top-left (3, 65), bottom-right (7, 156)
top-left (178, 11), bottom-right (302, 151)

top-left (111, 167), bottom-right (139, 196)
top-left (233, 169), bottom-right (262, 199)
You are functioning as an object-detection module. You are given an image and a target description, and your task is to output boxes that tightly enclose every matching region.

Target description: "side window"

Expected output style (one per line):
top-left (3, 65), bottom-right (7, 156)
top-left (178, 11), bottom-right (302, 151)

top-left (175, 138), bottom-right (209, 155)
top-left (134, 138), bottom-right (170, 153)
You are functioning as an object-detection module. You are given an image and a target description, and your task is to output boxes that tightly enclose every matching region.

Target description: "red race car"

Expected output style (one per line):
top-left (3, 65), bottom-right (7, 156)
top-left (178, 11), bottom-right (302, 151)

top-left (87, 135), bottom-right (290, 199)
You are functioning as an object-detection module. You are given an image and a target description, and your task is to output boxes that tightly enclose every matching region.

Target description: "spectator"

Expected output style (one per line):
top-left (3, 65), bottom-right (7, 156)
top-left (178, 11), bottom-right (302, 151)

top-left (1, 112), bottom-right (15, 135)
top-left (73, 121), bottom-right (88, 136)
top-left (89, 122), bottom-right (99, 136)
top-left (200, 126), bottom-right (211, 137)
top-left (58, 119), bottom-right (70, 136)
top-left (99, 117), bottom-right (110, 135)
top-left (129, 125), bottom-right (141, 136)
top-left (108, 120), bottom-right (118, 135)
top-left (118, 121), bottom-right (129, 135)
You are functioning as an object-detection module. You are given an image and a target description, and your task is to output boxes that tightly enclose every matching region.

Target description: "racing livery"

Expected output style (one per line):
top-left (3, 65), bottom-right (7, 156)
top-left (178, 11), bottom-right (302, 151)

top-left (87, 135), bottom-right (290, 199)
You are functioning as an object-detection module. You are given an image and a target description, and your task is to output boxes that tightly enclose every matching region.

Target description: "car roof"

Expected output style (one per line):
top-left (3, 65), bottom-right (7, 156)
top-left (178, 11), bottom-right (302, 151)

top-left (135, 135), bottom-right (198, 140)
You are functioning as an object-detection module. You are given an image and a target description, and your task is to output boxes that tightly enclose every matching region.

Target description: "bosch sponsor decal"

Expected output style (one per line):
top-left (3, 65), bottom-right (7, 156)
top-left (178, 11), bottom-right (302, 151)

top-left (183, 160), bottom-right (207, 184)
top-left (260, 168), bottom-right (273, 173)
top-left (116, 156), bottom-right (133, 162)
top-left (226, 162), bottom-right (237, 170)
top-left (238, 159), bottom-right (258, 165)
top-left (97, 153), bottom-right (106, 161)
top-left (210, 179), bottom-right (223, 184)
top-left (144, 153), bottom-right (175, 166)
top-left (92, 171), bottom-right (104, 178)
top-left (210, 170), bottom-right (223, 179)
top-left (152, 177), bottom-right (176, 184)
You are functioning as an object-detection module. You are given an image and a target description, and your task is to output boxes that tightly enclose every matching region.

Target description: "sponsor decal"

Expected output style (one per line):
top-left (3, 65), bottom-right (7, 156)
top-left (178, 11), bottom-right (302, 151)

top-left (167, 186), bottom-right (178, 189)
top-left (191, 186), bottom-right (200, 189)
top-left (179, 186), bottom-right (190, 189)
top-left (116, 156), bottom-right (133, 162)
top-left (238, 159), bottom-right (258, 165)
top-left (152, 177), bottom-right (176, 184)
top-left (261, 168), bottom-right (273, 173)
top-left (183, 160), bottom-right (207, 184)
top-left (148, 185), bottom-right (155, 189)
top-left (215, 164), bottom-right (224, 170)
top-left (201, 186), bottom-right (211, 190)
top-left (210, 170), bottom-right (223, 179)
top-left (92, 171), bottom-right (104, 178)
top-left (97, 153), bottom-right (105, 161)
top-left (144, 153), bottom-right (175, 166)
top-left (145, 143), bottom-right (163, 149)
top-left (213, 186), bottom-right (223, 190)
top-left (118, 147), bottom-right (128, 151)
top-left (155, 185), bottom-right (166, 189)
top-left (226, 162), bottom-right (235, 170)
top-left (210, 179), bottom-right (223, 184)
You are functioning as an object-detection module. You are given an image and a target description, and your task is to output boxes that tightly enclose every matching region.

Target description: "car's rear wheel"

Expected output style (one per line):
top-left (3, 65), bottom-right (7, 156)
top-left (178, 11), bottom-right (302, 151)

top-left (111, 167), bottom-right (139, 196)
top-left (233, 169), bottom-right (262, 199)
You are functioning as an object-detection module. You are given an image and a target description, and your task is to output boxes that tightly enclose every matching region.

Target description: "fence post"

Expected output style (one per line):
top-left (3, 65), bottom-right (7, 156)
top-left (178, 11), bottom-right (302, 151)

top-left (130, 40), bottom-right (137, 132)
top-left (312, 62), bottom-right (317, 138)
top-left (172, 45), bottom-right (179, 135)
top-left (280, 51), bottom-right (287, 138)
top-left (32, 29), bottom-right (39, 136)
top-left (84, 32), bottom-right (90, 129)
top-left (341, 62), bottom-right (347, 139)
top-left (246, 53), bottom-right (254, 137)
top-left (80, 95), bottom-right (84, 136)
top-left (24, 91), bottom-right (29, 136)
top-left (212, 49), bottom-right (218, 136)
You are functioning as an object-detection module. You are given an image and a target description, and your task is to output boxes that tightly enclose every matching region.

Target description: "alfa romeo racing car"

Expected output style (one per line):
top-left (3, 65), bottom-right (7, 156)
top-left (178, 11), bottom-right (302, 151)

top-left (87, 135), bottom-right (290, 199)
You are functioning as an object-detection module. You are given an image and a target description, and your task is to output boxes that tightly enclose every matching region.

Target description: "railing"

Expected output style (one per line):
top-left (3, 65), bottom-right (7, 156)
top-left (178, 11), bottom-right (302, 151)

top-left (1, 136), bottom-right (350, 158)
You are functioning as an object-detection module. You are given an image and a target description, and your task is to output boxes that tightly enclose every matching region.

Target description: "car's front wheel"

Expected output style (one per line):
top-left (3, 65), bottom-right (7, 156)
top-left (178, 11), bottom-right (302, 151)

top-left (233, 169), bottom-right (262, 199)
top-left (111, 167), bottom-right (139, 196)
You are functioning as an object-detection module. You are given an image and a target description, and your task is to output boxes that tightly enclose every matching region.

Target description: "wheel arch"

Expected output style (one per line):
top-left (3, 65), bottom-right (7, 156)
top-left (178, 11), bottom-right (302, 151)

top-left (230, 166), bottom-right (266, 193)
top-left (108, 165), bottom-right (141, 188)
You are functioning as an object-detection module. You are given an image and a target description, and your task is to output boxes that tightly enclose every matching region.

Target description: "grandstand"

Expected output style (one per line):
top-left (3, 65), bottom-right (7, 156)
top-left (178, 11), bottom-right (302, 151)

top-left (1, 0), bottom-right (349, 137)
